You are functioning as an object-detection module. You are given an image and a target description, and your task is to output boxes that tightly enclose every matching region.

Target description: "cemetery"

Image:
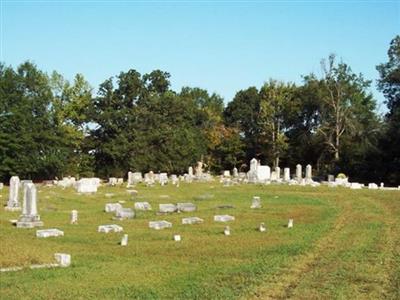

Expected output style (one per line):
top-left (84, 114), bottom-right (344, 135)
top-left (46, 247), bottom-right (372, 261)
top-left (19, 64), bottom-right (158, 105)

top-left (1, 2), bottom-right (399, 299)
top-left (0, 166), bottom-right (399, 299)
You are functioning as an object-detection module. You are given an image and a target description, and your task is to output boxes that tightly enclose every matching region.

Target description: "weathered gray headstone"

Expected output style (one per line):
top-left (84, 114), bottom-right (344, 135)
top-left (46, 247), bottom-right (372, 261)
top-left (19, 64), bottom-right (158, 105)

top-left (284, 168), bottom-right (290, 181)
top-left (214, 215), bottom-right (235, 222)
top-left (105, 203), bottom-right (122, 213)
top-left (177, 203), bottom-right (196, 212)
top-left (70, 210), bottom-right (78, 224)
top-left (159, 204), bottom-right (177, 213)
top-left (250, 196), bottom-right (261, 209)
top-left (98, 224), bottom-right (123, 233)
top-left (54, 253), bottom-right (71, 267)
top-left (36, 229), bottom-right (64, 238)
top-left (288, 219), bottom-right (293, 228)
top-left (305, 164), bottom-right (312, 182)
top-left (16, 183), bottom-right (43, 228)
top-left (224, 226), bottom-right (230, 236)
top-left (182, 217), bottom-right (203, 225)
top-left (149, 220), bottom-right (172, 230)
top-left (121, 234), bottom-right (128, 246)
top-left (134, 202), bottom-right (152, 211)
top-left (114, 208), bottom-right (135, 220)
top-left (6, 176), bottom-right (21, 211)
top-left (296, 164), bottom-right (302, 182)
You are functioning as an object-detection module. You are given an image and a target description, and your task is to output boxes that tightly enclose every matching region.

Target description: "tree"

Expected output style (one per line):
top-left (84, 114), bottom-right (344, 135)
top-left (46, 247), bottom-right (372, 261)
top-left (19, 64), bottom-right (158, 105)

top-left (304, 55), bottom-right (376, 172)
top-left (258, 80), bottom-right (295, 167)
top-left (376, 35), bottom-right (400, 185)
top-left (224, 87), bottom-right (262, 162)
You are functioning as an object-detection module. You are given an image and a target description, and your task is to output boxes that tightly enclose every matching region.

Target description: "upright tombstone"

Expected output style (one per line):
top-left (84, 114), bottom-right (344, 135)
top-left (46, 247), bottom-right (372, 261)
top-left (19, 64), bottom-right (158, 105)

top-left (296, 164), bottom-right (302, 182)
top-left (305, 164), bottom-right (312, 182)
top-left (188, 166), bottom-right (194, 177)
top-left (0, 182), bottom-right (3, 190)
top-left (283, 168), bottom-right (290, 182)
top-left (16, 183), bottom-right (43, 228)
top-left (259, 222), bottom-right (266, 232)
top-left (195, 161), bottom-right (204, 178)
top-left (127, 171), bottom-right (134, 187)
top-left (288, 219), bottom-right (294, 228)
top-left (232, 167), bottom-right (238, 178)
top-left (121, 234), bottom-right (128, 246)
top-left (224, 226), bottom-right (231, 236)
top-left (6, 176), bottom-right (21, 211)
top-left (250, 196), bottom-right (261, 209)
top-left (70, 210), bottom-right (78, 224)
top-left (275, 167), bottom-right (281, 180)
top-left (159, 173), bottom-right (168, 186)
top-left (257, 165), bottom-right (271, 182)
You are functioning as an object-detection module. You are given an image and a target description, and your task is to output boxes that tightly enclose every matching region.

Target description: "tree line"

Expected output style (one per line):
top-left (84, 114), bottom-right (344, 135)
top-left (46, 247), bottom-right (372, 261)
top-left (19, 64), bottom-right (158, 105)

top-left (0, 36), bottom-right (399, 185)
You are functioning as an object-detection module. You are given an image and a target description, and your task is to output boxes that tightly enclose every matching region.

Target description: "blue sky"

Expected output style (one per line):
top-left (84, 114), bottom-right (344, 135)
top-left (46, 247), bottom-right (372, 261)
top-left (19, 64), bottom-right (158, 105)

top-left (1, 1), bottom-right (399, 112)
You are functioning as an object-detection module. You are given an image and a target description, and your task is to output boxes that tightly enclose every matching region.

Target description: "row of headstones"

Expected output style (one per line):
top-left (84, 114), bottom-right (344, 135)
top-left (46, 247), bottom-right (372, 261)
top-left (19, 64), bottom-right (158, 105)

top-left (97, 217), bottom-right (295, 246)
top-left (247, 159), bottom-right (314, 184)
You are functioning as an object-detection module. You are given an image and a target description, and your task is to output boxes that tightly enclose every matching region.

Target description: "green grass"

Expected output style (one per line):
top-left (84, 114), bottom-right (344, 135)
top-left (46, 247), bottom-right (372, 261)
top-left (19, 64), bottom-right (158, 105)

top-left (0, 183), bottom-right (399, 299)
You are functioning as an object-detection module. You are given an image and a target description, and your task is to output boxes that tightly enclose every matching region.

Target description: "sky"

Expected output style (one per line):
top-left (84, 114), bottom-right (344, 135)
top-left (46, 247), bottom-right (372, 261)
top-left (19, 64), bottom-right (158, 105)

top-left (1, 0), bottom-right (399, 112)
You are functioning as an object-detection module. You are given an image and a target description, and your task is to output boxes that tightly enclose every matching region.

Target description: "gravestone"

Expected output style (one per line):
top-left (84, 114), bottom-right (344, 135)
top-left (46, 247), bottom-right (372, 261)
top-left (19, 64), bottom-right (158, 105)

top-left (0, 182), bottom-right (3, 190)
top-left (284, 168), bottom-right (290, 181)
top-left (98, 224), bottom-right (123, 233)
top-left (224, 226), bottom-right (230, 236)
top-left (188, 166), bottom-right (194, 177)
top-left (174, 234), bottom-right (181, 241)
top-left (259, 222), bottom-right (266, 232)
top-left (257, 165), bottom-right (271, 182)
top-left (177, 203), bottom-right (196, 212)
top-left (36, 229), bottom-right (64, 238)
top-left (328, 174), bottom-right (335, 182)
top-left (57, 177), bottom-right (76, 188)
top-left (159, 204), bottom-right (177, 213)
top-left (134, 202), bottom-right (152, 211)
top-left (75, 178), bottom-right (98, 193)
top-left (114, 208), bottom-right (135, 220)
top-left (121, 234), bottom-right (128, 246)
top-left (170, 175), bottom-right (179, 185)
top-left (270, 171), bottom-right (277, 181)
top-left (117, 178), bottom-right (124, 185)
top-left (251, 196), bottom-right (261, 209)
top-left (296, 164), bottom-right (302, 182)
top-left (159, 173), bottom-right (168, 186)
top-left (223, 170), bottom-right (231, 177)
top-left (16, 183), bottom-right (43, 228)
top-left (214, 215), bottom-right (235, 222)
top-left (182, 217), bottom-right (203, 225)
top-left (108, 177), bottom-right (117, 186)
top-left (54, 253), bottom-right (71, 267)
top-left (105, 203), bottom-right (122, 213)
top-left (232, 167), bottom-right (238, 178)
top-left (288, 219), bottom-right (293, 228)
top-left (305, 164), bottom-right (312, 182)
top-left (6, 176), bottom-right (21, 211)
top-left (275, 167), bottom-right (281, 180)
top-left (70, 210), bottom-right (78, 224)
top-left (149, 220), bottom-right (172, 230)
top-left (368, 183), bottom-right (378, 189)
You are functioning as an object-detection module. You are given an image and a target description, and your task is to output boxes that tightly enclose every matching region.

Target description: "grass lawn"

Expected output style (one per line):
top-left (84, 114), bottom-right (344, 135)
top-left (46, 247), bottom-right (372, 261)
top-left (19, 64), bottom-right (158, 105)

top-left (0, 182), bottom-right (399, 299)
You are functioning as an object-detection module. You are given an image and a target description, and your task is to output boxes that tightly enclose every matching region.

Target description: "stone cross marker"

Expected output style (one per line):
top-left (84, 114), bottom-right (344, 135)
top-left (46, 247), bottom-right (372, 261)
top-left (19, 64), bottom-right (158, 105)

top-left (6, 176), bottom-right (21, 211)
top-left (17, 183), bottom-right (43, 228)
top-left (70, 210), bottom-right (78, 224)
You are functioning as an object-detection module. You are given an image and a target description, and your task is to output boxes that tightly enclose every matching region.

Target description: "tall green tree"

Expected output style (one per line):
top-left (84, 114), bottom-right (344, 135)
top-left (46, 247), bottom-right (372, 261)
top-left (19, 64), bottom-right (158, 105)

top-left (259, 80), bottom-right (295, 167)
top-left (376, 35), bottom-right (400, 185)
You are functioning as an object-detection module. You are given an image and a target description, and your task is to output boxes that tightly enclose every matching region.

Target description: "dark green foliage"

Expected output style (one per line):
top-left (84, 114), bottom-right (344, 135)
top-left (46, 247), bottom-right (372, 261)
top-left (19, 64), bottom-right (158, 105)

top-left (1, 38), bottom-right (398, 185)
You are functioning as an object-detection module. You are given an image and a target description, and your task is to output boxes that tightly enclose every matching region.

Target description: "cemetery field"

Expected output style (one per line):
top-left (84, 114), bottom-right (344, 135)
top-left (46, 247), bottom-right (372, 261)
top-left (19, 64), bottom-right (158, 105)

top-left (0, 183), bottom-right (399, 300)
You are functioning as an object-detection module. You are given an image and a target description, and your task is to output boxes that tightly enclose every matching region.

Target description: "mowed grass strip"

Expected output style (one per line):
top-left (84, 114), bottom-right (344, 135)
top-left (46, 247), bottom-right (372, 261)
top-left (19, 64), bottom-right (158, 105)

top-left (0, 183), bottom-right (398, 299)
